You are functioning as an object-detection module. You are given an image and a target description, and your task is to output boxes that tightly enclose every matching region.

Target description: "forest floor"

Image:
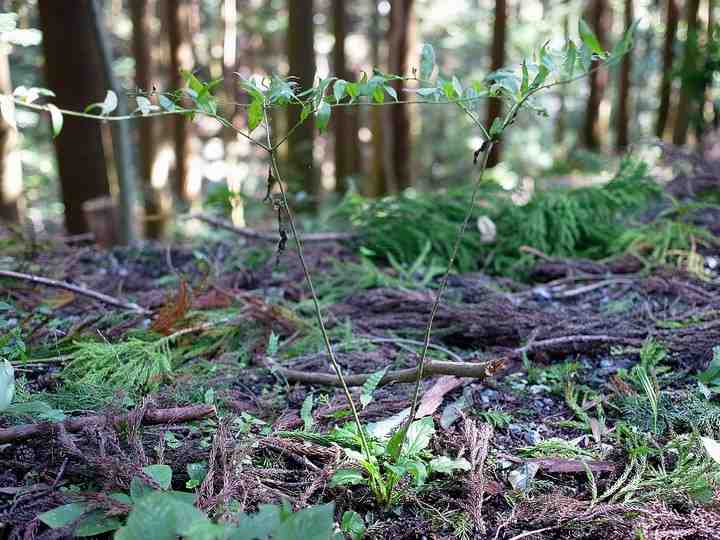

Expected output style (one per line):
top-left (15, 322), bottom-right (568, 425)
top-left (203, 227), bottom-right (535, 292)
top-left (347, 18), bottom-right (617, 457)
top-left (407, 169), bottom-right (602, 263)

top-left (2, 187), bottom-right (720, 539)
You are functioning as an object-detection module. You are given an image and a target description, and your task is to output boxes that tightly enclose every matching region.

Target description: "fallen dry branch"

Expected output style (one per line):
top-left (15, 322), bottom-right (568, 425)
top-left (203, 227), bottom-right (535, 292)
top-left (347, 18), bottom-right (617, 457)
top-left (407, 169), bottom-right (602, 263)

top-left (0, 269), bottom-right (150, 314)
top-left (0, 404), bottom-right (215, 444)
top-left (190, 213), bottom-right (357, 243)
top-left (275, 358), bottom-right (503, 387)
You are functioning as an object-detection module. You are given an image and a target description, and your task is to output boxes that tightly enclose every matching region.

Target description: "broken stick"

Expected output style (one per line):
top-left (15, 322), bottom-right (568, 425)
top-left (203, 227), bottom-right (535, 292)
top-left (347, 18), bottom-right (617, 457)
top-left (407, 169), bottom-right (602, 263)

top-left (275, 358), bottom-right (503, 387)
top-left (0, 269), bottom-right (150, 314)
top-left (0, 404), bottom-right (214, 444)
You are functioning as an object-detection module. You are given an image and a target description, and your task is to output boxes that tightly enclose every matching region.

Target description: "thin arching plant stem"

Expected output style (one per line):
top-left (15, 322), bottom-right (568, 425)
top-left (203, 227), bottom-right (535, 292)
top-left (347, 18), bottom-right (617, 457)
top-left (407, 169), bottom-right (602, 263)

top-left (399, 142), bottom-right (494, 437)
top-left (260, 105), bottom-right (372, 460)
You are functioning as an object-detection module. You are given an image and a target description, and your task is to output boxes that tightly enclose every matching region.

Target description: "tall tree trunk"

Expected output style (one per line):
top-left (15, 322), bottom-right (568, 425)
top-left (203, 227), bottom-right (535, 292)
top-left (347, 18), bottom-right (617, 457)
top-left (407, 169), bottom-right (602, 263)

top-left (166, 0), bottom-right (193, 204)
top-left (90, 0), bottom-right (137, 244)
top-left (0, 44), bottom-right (23, 223)
top-left (616, 0), bottom-right (634, 150)
top-left (656, 0), bottom-right (680, 139)
top-left (673, 0), bottom-right (701, 145)
top-left (486, 0), bottom-right (507, 167)
top-left (332, 0), bottom-right (360, 193)
top-left (131, 0), bottom-right (167, 238)
top-left (582, 0), bottom-right (611, 151)
top-left (286, 0), bottom-right (318, 205)
top-left (38, 0), bottom-right (111, 235)
top-left (387, 0), bottom-right (414, 189)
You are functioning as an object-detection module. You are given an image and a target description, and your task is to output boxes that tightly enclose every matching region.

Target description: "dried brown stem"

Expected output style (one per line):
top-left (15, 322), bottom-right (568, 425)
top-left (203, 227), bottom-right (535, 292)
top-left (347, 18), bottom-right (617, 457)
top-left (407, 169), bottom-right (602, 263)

top-left (274, 358), bottom-right (501, 387)
top-left (0, 269), bottom-right (150, 314)
top-left (0, 404), bottom-right (215, 444)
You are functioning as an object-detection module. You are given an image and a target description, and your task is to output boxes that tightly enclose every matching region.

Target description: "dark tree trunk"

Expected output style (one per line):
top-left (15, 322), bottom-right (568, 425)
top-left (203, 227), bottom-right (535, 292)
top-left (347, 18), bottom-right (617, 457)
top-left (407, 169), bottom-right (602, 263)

top-left (286, 0), bottom-right (318, 205)
top-left (131, 0), bottom-right (167, 238)
top-left (582, 0), bottom-right (611, 151)
top-left (38, 0), bottom-right (111, 235)
top-left (616, 0), bottom-right (634, 150)
top-left (166, 0), bottom-right (193, 203)
top-left (387, 0), bottom-right (414, 189)
top-left (0, 45), bottom-right (22, 223)
top-left (656, 0), bottom-right (679, 139)
top-left (672, 0), bottom-right (701, 145)
top-left (486, 0), bottom-right (507, 167)
top-left (332, 0), bottom-right (360, 193)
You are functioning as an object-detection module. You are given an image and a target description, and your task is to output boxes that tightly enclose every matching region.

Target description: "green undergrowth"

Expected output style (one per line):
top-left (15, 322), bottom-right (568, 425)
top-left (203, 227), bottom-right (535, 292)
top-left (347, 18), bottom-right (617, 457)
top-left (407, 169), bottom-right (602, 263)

top-left (339, 157), bottom-right (718, 280)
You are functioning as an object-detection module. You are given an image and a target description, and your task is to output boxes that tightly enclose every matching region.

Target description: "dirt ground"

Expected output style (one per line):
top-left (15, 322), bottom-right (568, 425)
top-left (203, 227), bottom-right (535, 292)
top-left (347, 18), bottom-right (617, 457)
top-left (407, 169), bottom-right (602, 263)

top-left (2, 223), bottom-right (720, 539)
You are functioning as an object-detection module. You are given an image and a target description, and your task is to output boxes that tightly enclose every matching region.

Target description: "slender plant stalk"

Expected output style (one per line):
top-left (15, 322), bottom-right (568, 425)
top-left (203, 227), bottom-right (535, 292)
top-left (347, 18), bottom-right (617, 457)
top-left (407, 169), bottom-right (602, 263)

top-left (260, 106), bottom-right (372, 460)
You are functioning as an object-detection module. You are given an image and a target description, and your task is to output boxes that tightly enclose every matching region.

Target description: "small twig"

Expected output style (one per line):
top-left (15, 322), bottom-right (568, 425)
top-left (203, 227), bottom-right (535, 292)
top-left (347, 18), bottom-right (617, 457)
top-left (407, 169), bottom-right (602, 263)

top-left (0, 404), bottom-right (215, 444)
top-left (514, 335), bottom-right (643, 355)
top-left (189, 213), bottom-right (357, 243)
top-left (0, 269), bottom-right (150, 314)
top-left (274, 358), bottom-right (501, 387)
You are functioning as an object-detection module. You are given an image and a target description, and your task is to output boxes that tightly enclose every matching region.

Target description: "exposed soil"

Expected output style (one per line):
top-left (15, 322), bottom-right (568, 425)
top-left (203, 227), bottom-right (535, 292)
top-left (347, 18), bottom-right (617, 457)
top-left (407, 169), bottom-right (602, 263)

top-left (2, 224), bottom-right (720, 539)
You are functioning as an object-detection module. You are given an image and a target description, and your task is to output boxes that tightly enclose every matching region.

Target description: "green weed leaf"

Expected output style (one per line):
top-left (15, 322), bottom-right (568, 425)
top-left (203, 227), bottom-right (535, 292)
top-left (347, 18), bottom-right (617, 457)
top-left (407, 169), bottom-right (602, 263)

top-left (429, 455), bottom-right (471, 474)
top-left (39, 503), bottom-right (122, 537)
top-left (116, 491), bottom-right (206, 540)
top-left (403, 417), bottom-right (435, 456)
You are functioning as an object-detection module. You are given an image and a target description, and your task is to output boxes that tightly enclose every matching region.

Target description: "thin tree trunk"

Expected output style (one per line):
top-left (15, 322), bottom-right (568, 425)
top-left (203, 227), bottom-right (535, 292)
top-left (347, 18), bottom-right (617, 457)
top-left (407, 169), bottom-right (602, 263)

top-left (166, 0), bottom-right (193, 203)
top-left (616, 0), bottom-right (634, 150)
top-left (656, 0), bottom-right (680, 139)
top-left (486, 0), bottom-right (507, 167)
top-left (130, 0), bottom-right (167, 239)
top-left (387, 0), bottom-right (414, 189)
top-left (286, 0), bottom-right (318, 206)
top-left (582, 0), bottom-right (611, 151)
top-left (332, 0), bottom-right (360, 193)
top-left (38, 0), bottom-right (111, 235)
top-left (90, 0), bottom-right (137, 244)
top-left (672, 0), bottom-right (701, 145)
top-left (0, 44), bottom-right (22, 223)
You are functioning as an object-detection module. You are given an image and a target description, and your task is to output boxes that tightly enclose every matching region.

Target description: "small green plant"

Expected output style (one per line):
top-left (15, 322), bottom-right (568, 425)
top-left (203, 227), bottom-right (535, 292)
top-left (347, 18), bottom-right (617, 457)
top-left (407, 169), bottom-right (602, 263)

top-left (4, 17), bottom-right (636, 510)
top-left (39, 464), bottom-right (338, 540)
top-left (330, 417), bottom-right (469, 508)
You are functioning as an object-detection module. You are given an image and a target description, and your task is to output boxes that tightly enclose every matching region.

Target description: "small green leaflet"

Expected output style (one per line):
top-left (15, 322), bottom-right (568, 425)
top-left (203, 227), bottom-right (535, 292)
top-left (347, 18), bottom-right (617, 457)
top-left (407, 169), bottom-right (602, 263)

top-left (301, 393), bottom-right (315, 432)
top-left (47, 104), bottom-right (63, 137)
top-left (384, 84), bottom-right (398, 101)
top-left (360, 367), bottom-right (388, 409)
top-left (563, 40), bottom-right (577, 78)
top-left (85, 90), bottom-right (118, 116)
top-left (330, 469), bottom-right (365, 487)
top-left (315, 100), bottom-right (331, 132)
top-left (135, 96), bottom-right (157, 115)
top-left (248, 96), bottom-right (263, 132)
top-left (333, 79), bottom-right (348, 103)
top-left (341, 510), bottom-right (366, 540)
top-left (419, 43), bottom-right (436, 80)
top-left (578, 19), bottom-right (604, 56)
top-left (39, 503), bottom-right (122, 537)
top-left (612, 19), bottom-right (640, 58)
top-left (158, 94), bottom-right (176, 111)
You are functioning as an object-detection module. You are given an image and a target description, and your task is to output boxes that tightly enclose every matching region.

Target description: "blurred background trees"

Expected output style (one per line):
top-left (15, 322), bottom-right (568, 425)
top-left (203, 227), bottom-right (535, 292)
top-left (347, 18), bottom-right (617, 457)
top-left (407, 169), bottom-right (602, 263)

top-left (1, 0), bottom-right (719, 241)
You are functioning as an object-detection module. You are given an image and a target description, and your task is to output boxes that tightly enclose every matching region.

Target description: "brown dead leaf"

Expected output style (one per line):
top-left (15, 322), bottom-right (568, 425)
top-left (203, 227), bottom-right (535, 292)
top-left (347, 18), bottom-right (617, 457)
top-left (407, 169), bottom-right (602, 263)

top-left (416, 376), bottom-right (465, 418)
top-left (44, 290), bottom-right (76, 309)
top-left (151, 279), bottom-right (191, 335)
